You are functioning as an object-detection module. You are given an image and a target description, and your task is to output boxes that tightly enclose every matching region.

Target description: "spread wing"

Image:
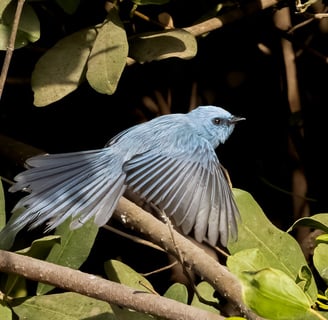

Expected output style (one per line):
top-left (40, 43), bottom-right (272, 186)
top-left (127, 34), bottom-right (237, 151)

top-left (0, 149), bottom-right (127, 250)
top-left (123, 139), bottom-right (240, 247)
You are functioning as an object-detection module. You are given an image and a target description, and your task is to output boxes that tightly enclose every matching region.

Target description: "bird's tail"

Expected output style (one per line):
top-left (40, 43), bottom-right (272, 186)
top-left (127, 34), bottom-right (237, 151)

top-left (0, 149), bottom-right (126, 249)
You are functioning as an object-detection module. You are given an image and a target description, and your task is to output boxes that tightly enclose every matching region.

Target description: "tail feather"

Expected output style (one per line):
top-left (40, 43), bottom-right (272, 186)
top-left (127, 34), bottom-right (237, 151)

top-left (0, 149), bottom-right (126, 249)
top-left (10, 151), bottom-right (109, 193)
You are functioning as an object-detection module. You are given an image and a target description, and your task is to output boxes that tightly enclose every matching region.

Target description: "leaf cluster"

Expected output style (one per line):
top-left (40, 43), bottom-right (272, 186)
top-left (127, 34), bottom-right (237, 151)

top-left (1, 183), bottom-right (328, 319)
top-left (0, 0), bottom-right (199, 106)
top-left (227, 189), bottom-right (328, 320)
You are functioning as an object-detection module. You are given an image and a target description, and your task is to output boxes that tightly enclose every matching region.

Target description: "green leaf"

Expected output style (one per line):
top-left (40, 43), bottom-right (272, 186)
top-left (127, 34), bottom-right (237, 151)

top-left (0, 1), bottom-right (40, 50)
top-left (227, 247), bottom-right (271, 277)
top-left (0, 208), bottom-right (25, 250)
top-left (316, 233), bottom-right (328, 244)
top-left (12, 292), bottom-right (115, 319)
top-left (87, 8), bottom-right (128, 95)
top-left (288, 214), bottom-right (328, 234)
top-left (296, 265), bottom-right (313, 292)
top-left (0, 24), bottom-right (28, 50)
top-left (3, 274), bottom-right (27, 299)
top-left (104, 259), bottom-right (155, 320)
top-left (229, 188), bottom-right (318, 303)
top-left (16, 235), bottom-right (61, 259)
top-left (129, 29), bottom-right (197, 63)
top-left (191, 281), bottom-right (220, 314)
top-left (313, 243), bottom-right (328, 285)
top-left (0, 300), bottom-right (12, 320)
top-left (163, 282), bottom-right (188, 304)
top-left (32, 28), bottom-right (97, 107)
top-left (37, 218), bottom-right (98, 295)
top-left (0, 0), bottom-right (11, 13)
top-left (55, 0), bottom-right (81, 14)
top-left (104, 259), bottom-right (154, 291)
top-left (0, 180), bottom-right (5, 229)
top-left (240, 268), bottom-right (316, 320)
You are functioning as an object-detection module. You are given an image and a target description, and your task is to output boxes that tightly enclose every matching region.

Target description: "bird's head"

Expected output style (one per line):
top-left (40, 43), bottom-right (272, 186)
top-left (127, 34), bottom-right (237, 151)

top-left (188, 105), bottom-right (245, 148)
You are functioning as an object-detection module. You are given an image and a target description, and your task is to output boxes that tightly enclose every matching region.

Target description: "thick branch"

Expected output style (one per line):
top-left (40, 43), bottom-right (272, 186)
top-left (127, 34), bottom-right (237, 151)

top-left (0, 134), bottom-right (46, 167)
top-left (114, 198), bottom-right (262, 320)
top-left (0, 249), bottom-right (224, 320)
top-left (185, 0), bottom-right (281, 37)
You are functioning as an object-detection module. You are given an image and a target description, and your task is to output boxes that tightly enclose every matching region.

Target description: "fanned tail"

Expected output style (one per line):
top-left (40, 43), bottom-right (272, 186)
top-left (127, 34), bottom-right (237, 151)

top-left (0, 148), bottom-right (126, 249)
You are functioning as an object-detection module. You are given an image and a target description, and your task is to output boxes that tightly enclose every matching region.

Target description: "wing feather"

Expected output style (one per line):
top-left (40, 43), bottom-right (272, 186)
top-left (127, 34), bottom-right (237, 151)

top-left (2, 149), bottom-right (126, 238)
top-left (124, 140), bottom-right (240, 246)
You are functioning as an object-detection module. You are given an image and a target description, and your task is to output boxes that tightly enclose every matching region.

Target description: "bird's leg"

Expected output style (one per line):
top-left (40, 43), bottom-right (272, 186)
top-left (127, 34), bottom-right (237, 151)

top-left (151, 204), bottom-right (220, 309)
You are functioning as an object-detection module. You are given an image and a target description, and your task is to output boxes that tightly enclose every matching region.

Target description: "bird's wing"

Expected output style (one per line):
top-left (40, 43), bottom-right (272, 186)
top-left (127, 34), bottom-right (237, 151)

top-left (123, 140), bottom-right (240, 247)
top-left (2, 149), bottom-right (127, 242)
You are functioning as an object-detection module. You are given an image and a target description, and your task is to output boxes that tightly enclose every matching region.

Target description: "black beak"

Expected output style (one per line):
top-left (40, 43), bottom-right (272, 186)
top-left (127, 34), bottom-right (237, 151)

top-left (229, 116), bottom-right (246, 123)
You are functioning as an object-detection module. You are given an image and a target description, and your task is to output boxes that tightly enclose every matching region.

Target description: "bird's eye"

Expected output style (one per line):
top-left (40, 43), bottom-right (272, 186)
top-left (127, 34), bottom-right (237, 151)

top-left (213, 118), bottom-right (222, 125)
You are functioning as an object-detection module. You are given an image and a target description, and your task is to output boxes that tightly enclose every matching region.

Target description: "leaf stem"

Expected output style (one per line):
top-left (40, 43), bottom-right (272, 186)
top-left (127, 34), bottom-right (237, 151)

top-left (309, 307), bottom-right (328, 320)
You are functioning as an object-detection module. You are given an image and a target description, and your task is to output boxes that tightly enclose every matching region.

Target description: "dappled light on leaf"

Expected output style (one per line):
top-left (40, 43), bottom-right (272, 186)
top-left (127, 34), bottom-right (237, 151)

top-left (86, 8), bottom-right (128, 95)
top-left (0, 1), bottom-right (40, 50)
top-left (129, 29), bottom-right (197, 63)
top-left (32, 28), bottom-right (97, 106)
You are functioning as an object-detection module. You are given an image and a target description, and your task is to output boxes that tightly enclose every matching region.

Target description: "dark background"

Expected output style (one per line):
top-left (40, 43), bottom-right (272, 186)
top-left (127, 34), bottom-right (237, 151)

top-left (1, 0), bottom-right (328, 293)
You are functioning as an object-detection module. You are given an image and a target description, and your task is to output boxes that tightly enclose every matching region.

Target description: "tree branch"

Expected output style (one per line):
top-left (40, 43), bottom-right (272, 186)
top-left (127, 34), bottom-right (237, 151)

top-left (0, 249), bottom-right (225, 320)
top-left (114, 197), bottom-right (263, 320)
top-left (184, 0), bottom-right (281, 37)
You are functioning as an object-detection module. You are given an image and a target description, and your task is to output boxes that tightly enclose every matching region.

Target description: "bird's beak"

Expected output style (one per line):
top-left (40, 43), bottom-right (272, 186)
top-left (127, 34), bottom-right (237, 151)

top-left (230, 116), bottom-right (246, 123)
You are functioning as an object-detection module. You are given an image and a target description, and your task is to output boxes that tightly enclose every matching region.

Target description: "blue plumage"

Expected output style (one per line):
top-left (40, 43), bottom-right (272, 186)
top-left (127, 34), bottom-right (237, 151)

top-left (0, 105), bottom-right (245, 249)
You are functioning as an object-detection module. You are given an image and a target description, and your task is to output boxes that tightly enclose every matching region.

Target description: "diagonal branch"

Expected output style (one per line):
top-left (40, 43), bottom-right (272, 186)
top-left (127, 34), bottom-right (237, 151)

top-left (184, 0), bottom-right (281, 37)
top-left (114, 197), bottom-right (262, 320)
top-left (0, 249), bottom-right (224, 320)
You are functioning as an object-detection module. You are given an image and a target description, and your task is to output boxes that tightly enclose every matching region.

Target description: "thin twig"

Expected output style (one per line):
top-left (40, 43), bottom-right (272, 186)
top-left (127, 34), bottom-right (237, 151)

top-left (159, 208), bottom-right (221, 310)
top-left (102, 224), bottom-right (165, 252)
top-left (141, 261), bottom-right (178, 277)
top-left (0, 176), bottom-right (14, 186)
top-left (133, 10), bottom-right (171, 29)
top-left (0, 0), bottom-right (26, 101)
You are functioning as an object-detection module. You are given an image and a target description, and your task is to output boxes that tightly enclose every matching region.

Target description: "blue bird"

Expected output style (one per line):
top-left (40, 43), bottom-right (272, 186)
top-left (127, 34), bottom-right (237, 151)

top-left (0, 105), bottom-right (245, 249)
